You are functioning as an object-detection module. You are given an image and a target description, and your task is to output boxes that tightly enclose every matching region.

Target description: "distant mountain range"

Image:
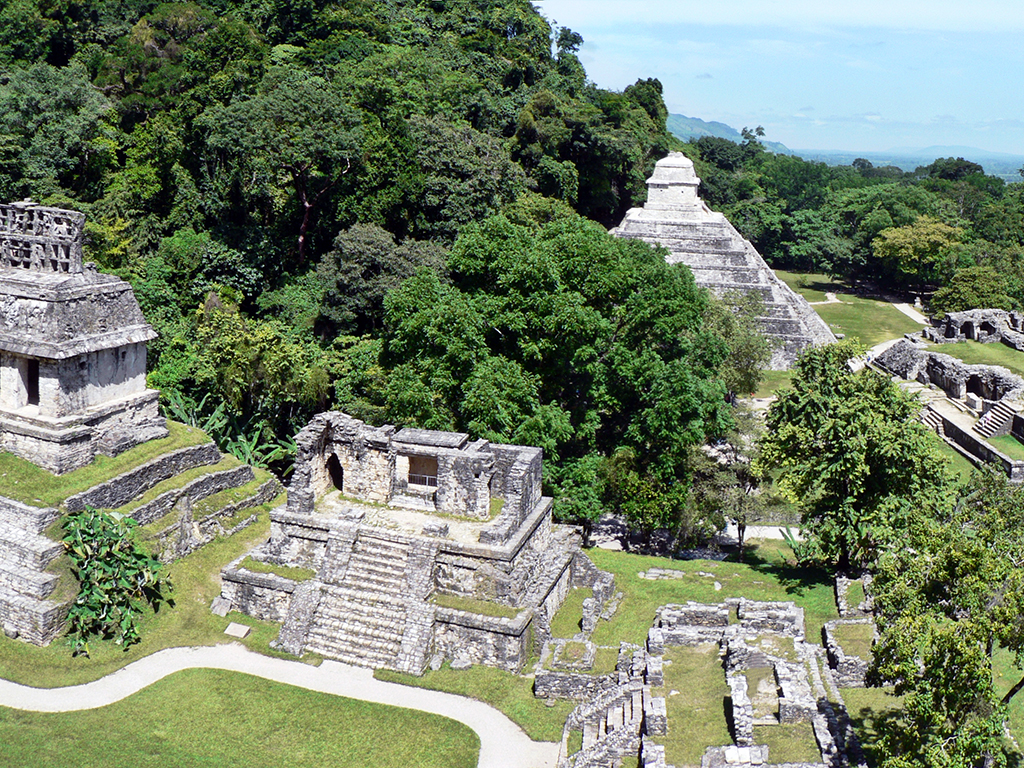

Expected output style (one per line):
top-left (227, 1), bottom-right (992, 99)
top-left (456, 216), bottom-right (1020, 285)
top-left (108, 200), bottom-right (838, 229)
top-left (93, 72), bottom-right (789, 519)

top-left (666, 114), bottom-right (792, 155)
top-left (667, 114), bottom-right (1024, 182)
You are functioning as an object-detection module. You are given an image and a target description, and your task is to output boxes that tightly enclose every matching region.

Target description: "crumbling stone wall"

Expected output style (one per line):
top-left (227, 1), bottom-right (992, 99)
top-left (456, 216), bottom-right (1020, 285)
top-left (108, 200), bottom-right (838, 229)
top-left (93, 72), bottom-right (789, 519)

top-left (877, 340), bottom-right (1024, 404)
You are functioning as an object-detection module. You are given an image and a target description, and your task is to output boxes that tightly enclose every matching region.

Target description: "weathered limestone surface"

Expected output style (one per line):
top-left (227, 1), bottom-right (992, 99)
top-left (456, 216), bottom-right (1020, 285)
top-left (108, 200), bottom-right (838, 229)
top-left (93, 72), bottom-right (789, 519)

top-left (227, 411), bottom-right (583, 675)
top-left (877, 339), bottom-right (1024, 403)
top-left (0, 201), bottom-right (168, 474)
top-left (611, 153), bottom-right (835, 368)
top-left (925, 308), bottom-right (1024, 347)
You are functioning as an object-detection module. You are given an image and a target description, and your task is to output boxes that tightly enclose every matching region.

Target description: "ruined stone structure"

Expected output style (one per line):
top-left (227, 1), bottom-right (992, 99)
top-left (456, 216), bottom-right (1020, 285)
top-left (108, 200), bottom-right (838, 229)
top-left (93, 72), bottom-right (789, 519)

top-left (0, 201), bottom-right (166, 474)
top-left (924, 308), bottom-right (1024, 350)
top-left (556, 599), bottom-right (850, 768)
top-left (0, 201), bottom-right (279, 645)
top-left (876, 339), bottom-right (1024, 480)
top-left (222, 412), bottom-right (583, 674)
top-left (611, 153), bottom-right (835, 369)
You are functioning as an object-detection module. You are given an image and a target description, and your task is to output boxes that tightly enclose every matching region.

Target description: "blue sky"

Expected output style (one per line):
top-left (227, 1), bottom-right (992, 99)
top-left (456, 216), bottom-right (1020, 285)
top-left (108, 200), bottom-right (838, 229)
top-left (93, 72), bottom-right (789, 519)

top-left (535, 1), bottom-right (1024, 155)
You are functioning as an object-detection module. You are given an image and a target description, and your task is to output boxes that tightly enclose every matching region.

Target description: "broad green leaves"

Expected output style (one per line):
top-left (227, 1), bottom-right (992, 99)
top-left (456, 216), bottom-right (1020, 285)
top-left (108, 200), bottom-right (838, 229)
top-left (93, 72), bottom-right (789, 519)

top-left (62, 507), bottom-right (172, 657)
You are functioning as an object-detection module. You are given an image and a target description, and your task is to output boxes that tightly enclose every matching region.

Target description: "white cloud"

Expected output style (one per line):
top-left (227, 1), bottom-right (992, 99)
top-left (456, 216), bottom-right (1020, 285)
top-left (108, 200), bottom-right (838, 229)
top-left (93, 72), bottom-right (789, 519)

top-left (536, 0), bottom-right (1024, 32)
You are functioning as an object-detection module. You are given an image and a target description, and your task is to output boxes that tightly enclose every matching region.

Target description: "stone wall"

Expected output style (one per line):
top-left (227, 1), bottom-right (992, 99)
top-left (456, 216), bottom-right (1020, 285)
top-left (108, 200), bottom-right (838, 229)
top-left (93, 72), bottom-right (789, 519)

top-left (823, 619), bottom-right (873, 688)
top-left (221, 563), bottom-right (302, 623)
top-left (432, 605), bottom-right (533, 672)
top-left (876, 339), bottom-right (1024, 403)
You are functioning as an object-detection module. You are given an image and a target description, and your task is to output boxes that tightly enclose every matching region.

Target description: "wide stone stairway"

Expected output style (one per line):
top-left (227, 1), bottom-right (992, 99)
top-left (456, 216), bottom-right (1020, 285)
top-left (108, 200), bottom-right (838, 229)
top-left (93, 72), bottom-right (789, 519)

top-left (304, 533), bottom-right (432, 672)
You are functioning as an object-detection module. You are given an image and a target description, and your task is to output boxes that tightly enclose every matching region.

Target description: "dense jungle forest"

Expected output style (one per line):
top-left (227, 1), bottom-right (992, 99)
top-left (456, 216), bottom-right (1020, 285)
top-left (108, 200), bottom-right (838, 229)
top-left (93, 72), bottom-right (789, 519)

top-left (2, 0), bottom-right (1022, 541)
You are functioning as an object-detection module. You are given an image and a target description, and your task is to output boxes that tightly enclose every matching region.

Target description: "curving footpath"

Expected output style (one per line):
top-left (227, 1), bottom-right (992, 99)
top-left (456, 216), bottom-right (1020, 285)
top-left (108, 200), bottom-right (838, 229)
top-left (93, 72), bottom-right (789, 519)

top-left (0, 644), bottom-right (560, 768)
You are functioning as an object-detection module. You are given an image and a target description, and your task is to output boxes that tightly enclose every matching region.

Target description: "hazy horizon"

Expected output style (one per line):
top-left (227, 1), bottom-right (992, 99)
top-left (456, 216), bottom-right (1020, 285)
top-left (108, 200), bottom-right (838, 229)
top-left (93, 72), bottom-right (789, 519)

top-left (537, 1), bottom-right (1023, 157)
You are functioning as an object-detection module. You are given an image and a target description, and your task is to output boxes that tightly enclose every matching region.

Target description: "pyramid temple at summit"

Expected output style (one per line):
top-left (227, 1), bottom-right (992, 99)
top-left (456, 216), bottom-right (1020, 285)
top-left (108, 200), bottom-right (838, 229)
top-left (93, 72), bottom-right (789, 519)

top-left (612, 152), bottom-right (835, 369)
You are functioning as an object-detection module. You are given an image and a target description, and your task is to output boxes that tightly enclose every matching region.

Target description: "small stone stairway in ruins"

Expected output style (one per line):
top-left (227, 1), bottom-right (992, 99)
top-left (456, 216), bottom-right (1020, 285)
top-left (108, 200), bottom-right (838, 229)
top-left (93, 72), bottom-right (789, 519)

top-left (569, 682), bottom-right (644, 768)
top-left (919, 405), bottom-right (945, 437)
top-left (303, 531), bottom-right (436, 674)
top-left (974, 400), bottom-right (1019, 439)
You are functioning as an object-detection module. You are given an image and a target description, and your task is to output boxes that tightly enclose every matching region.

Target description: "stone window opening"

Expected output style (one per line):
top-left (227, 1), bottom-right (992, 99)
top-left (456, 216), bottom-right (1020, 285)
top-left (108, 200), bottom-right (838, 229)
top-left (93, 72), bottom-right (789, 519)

top-left (24, 359), bottom-right (39, 407)
top-left (408, 455), bottom-right (438, 488)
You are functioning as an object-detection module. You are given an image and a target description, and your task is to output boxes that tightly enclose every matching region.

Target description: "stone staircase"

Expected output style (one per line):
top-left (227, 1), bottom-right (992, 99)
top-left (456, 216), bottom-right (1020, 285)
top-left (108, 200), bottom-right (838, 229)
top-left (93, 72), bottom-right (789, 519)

top-left (0, 500), bottom-right (66, 644)
top-left (974, 400), bottom-right (1018, 438)
top-left (920, 406), bottom-right (945, 437)
top-left (567, 682), bottom-right (644, 768)
top-left (303, 533), bottom-right (435, 673)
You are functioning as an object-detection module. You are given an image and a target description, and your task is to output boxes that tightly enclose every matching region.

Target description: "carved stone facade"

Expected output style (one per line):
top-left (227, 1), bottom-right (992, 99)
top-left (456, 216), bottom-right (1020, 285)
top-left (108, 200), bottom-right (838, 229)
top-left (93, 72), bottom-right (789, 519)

top-left (0, 201), bottom-right (166, 474)
top-left (611, 153), bottom-right (835, 369)
top-left (924, 308), bottom-right (1024, 350)
top-left (223, 411), bottom-right (581, 674)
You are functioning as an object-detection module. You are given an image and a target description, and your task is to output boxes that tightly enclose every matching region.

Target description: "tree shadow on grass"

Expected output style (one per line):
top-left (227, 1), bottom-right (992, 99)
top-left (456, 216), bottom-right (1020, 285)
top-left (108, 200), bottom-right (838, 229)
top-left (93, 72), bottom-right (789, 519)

top-left (731, 543), bottom-right (833, 601)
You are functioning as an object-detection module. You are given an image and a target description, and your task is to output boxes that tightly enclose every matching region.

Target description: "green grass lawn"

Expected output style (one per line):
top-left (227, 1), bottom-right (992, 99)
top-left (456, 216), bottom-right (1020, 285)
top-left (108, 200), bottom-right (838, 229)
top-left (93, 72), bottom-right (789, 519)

top-left (927, 433), bottom-right (978, 480)
top-left (833, 622), bottom-right (874, 661)
top-left (0, 668), bottom-right (479, 768)
top-left (775, 270), bottom-right (924, 348)
top-left (845, 580), bottom-right (866, 610)
top-left (988, 434), bottom-right (1024, 462)
top-left (753, 370), bottom-right (794, 399)
top-left (655, 643), bottom-right (731, 766)
top-left (584, 542), bottom-right (839, 647)
top-left (238, 556), bottom-right (316, 582)
top-left (0, 495), bottom-right (289, 688)
top-left (841, 687), bottom-right (903, 767)
top-left (753, 723), bottom-right (821, 763)
top-left (430, 593), bottom-right (520, 619)
top-left (549, 586), bottom-right (590, 638)
top-left (774, 271), bottom-right (849, 303)
top-left (0, 421), bottom-right (211, 507)
top-left (375, 663), bottom-right (573, 742)
top-left (815, 296), bottom-right (923, 348)
top-left (927, 340), bottom-right (1024, 379)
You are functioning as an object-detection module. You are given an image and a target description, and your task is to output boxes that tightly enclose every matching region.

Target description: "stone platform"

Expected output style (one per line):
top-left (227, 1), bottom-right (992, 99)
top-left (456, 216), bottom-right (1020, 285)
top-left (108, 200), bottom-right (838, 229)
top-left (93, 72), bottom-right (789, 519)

top-left (222, 412), bottom-right (588, 674)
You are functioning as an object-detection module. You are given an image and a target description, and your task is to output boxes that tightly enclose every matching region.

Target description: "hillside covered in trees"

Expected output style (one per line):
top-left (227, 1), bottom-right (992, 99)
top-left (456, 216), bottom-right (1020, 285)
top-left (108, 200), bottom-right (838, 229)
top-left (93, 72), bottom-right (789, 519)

top-left (1, 0), bottom-right (758, 538)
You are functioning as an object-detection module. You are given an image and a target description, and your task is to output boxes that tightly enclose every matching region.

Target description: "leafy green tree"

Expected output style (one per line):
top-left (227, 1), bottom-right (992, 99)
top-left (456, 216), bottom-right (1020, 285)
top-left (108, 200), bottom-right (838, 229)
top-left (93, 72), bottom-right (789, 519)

top-left (930, 265), bottom-right (1016, 314)
top-left (316, 223), bottom-right (447, 336)
top-left (872, 215), bottom-right (963, 289)
top-left (703, 290), bottom-right (774, 398)
top-left (369, 200), bottom-right (731, 533)
top-left (199, 65), bottom-right (363, 263)
top-left (870, 469), bottom-right (1024, 768)
top-left (62, 506), bottom-right (172, 656)
top-left (758, 341), bottom-right (954, 571)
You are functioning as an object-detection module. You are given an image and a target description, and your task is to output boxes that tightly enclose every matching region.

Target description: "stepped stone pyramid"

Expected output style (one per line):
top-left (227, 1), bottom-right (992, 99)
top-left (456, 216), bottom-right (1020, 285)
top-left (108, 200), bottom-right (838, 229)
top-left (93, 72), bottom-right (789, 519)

top-left (611, 153), bottom-right (835, 368)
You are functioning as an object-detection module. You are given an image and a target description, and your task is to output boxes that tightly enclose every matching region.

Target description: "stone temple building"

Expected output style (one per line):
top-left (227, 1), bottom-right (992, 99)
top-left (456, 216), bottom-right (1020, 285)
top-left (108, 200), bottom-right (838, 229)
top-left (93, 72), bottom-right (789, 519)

top-left (612, 153), bottom-right (835, 368)
top-left (0, 201), bottom-right (166, 474)
top-left (222, 412), bottom-right (596, 675)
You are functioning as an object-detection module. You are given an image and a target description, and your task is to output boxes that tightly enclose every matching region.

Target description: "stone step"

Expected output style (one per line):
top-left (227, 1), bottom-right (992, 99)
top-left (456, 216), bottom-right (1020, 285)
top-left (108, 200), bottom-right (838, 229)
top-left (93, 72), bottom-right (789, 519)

top-left (0, 585), bottom-right (68, 645)
top-left (0, 562), bottom-right (58, 600)
top-left (308, 615), bottom-right (405, 645)
top-left (344, 559), bottom-right (407, 588)
top-left (975, 401), bottom-right (1018, 438)
top-left (354, 536), bottom-right (412, 560)
top-left (0, 524), bottom-right (63, 571)
top-left (0, 500), bottom-right (58, 536)
top-left (319, 584), bottom-right (407, 610)
top-left (302, 641), bottom-right (400, 669)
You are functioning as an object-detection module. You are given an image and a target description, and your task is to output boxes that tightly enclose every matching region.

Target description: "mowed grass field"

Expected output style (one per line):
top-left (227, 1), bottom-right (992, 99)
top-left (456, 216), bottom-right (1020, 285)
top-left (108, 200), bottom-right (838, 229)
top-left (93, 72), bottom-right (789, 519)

top-left (774, 270), bottom-right (925, 348)
top-left (0, 669), bottom-right (479, 768)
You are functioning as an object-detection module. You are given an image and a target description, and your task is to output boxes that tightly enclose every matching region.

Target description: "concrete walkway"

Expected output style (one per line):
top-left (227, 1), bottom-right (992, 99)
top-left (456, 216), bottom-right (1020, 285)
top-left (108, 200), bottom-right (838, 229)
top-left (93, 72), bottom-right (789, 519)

top-left (0, 644), bottom-right (559, 768)
top-left (891, 302), bottom-right (929, 324)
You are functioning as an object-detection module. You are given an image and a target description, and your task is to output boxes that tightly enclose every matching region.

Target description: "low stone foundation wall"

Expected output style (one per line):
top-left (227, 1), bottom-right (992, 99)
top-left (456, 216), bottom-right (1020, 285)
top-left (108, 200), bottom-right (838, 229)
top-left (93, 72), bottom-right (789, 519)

top-left (64, 442), bottom-right (222, 512)
top-left (221, 564), bottom-right (302, 623)
top-left (823, 619), bottom-right (873, 688)
top-left (534, 670), bottom-right (619, 700)
top-left (433, 605), bottom-right (533, 672)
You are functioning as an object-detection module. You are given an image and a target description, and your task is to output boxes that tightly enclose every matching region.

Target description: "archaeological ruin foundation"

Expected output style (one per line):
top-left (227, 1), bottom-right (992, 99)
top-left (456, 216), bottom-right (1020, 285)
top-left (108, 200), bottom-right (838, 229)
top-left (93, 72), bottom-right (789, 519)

top-left (611, 153), bottom-right (835, 369)
top-left (222, 411), bottom-right (592, 674)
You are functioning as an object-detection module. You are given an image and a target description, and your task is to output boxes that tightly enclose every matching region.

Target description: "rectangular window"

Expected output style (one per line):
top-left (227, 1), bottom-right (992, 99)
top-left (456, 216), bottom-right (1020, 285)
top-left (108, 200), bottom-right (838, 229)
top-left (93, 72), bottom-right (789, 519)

top-left (408, 455), bottom-right (438, 487)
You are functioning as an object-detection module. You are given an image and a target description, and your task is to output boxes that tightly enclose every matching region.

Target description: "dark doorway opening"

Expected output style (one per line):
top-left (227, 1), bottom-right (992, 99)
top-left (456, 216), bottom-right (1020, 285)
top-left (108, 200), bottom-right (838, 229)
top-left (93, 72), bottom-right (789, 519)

top-left (25, 359), bottom-right (39, 406)
top-left (326, 454), bottom-right (344, 492)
